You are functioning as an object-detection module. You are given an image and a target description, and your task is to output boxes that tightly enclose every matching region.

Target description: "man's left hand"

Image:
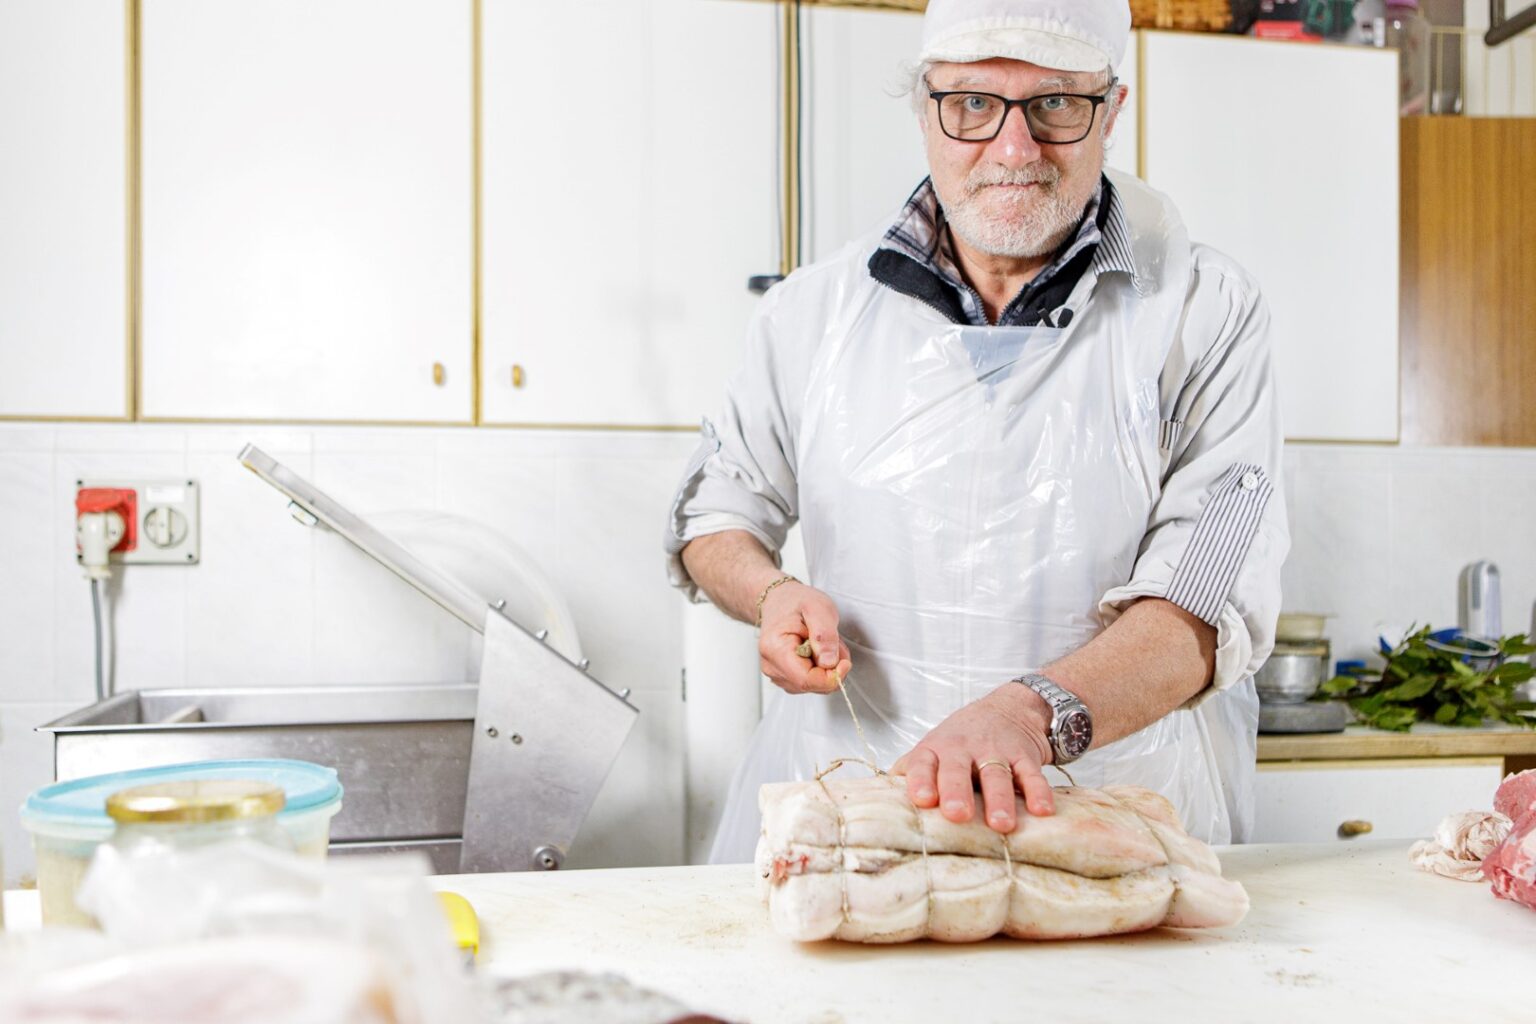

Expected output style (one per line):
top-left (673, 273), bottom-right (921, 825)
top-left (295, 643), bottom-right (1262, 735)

top-left (892, 685), bottom-right (1056, 833)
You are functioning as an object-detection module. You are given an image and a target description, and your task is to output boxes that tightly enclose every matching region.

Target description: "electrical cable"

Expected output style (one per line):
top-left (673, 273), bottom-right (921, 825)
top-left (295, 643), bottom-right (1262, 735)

top-left (90, 577), bottom-right (106, 703)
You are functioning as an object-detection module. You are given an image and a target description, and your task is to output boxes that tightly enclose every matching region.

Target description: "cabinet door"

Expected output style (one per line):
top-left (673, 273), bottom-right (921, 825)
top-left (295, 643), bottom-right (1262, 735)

top-left (803, 5), bottom-right (927, 264)
top-left (481, 0), bottom-right (777, 427)
top-left (1105, 30), bottom-right (1138, 179)
top-left (139, 0), bottom-right (472, 423)
top-left (1142, 33), bottom-right (1399, 442)
top-left (0, 0), bottom-right (128, 419)
top-left (1252, 757), bottom-right (1504, 843)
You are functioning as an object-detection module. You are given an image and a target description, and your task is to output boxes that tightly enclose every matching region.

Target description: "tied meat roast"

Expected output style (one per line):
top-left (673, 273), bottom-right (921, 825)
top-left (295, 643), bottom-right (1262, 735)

top-left (756, 777), bottom-right (1248, 943)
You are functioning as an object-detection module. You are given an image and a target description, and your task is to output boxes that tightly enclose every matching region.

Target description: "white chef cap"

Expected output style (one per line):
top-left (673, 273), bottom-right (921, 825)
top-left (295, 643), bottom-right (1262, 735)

top-left (920, 0), bottom-right (1131, 73)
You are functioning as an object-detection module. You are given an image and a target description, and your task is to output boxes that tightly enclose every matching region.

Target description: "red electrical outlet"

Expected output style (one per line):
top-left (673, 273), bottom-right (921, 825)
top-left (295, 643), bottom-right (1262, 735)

top-left (75, 487), bottom-right (138, 553)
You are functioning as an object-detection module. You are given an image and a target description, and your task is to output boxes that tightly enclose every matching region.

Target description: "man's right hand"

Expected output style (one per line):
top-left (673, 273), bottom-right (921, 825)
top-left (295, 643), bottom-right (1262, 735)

top-left (758, 581), bottom-right (852, 695)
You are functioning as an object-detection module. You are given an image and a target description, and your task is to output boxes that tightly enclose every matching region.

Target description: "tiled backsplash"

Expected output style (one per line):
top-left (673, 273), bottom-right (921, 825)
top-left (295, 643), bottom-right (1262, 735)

top-left (0, 423), bottom-right (700, 885)
top-left (1281, 444), bottom-right (1536, 665)
top-left (2, 425), bottom-right (1534, 884)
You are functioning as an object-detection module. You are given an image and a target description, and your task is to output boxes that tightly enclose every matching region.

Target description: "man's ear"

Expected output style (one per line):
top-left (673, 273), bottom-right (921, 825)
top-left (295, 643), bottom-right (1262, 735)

top-left (1103, 82), bottom-right (1130, 142)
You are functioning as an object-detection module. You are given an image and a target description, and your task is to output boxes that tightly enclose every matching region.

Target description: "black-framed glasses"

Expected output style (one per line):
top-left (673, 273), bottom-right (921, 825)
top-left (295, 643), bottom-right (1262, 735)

top-left (928, 81), bottom-right (1117, 145)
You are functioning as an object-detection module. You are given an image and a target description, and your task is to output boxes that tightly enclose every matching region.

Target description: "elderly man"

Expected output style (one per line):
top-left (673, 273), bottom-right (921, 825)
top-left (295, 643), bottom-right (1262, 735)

top-left (665, 0), bottom-right (1288, 863)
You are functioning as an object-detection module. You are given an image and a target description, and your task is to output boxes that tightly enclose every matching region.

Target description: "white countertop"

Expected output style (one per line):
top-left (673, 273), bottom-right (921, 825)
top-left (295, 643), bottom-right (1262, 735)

top-left (7, 842), bottom-right (1531, 1022)
top-left (429, 840), bottom-right (1533, 1023)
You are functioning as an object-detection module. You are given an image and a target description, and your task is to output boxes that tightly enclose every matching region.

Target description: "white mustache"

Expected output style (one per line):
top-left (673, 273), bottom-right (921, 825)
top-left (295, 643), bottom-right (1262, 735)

top-left (964, 165), bottom-right (1060, 195)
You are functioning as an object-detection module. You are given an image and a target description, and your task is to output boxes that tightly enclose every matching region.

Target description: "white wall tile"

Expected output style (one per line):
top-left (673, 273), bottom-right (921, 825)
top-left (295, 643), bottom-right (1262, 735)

top-left (564, 682), bottom-right (685, 869)
top-left (555, 454), bottom-right (687, 698)
top-left (0, 453), bottom-right (57, 702)
top-left (55, 424), bottom-right (187, 454)
top-left (1476, 453), bottom-right (1536, 641)
top-left (309, 445), bottom-right (472, 684)
top-left (312, 426), bottom-right (438, 456)
top-left (1383, 450), bottom-right (1491, 634)
top-left (312, 533), bottom-right (474, 685)
top-left (1282, 462), bottom-right (1393, 663)
top-left (311, 449), bottom-right (438, 513)
top-left (186, 426), bottom-right (313, 456)
top-left (184, 444), bottom-right (316, 688)
top-left (0, 425), bottom-right (56, 452)
top-left (435, 447), bottom-right (560, 580)
top-left (0, 701), bottom-right (79, 887)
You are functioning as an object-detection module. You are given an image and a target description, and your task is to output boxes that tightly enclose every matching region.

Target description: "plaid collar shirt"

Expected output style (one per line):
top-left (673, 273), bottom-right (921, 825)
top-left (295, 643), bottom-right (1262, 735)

top-left (867, 174), bottom-right (1138, 328)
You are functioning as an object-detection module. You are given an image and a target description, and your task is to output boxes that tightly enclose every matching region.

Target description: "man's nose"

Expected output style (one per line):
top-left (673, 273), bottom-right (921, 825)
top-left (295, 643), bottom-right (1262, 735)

top-left (986, 105), bottom-right (1044, 166)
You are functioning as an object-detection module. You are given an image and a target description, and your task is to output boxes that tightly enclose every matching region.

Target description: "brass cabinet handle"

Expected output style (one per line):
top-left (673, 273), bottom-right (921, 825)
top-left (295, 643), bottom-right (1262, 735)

top-left (432, 362), bottom-right (446, 387)
top-left (1338, 819), bottom-right (1373, 838)
top-left (511, 364), bottom-right (525, 388)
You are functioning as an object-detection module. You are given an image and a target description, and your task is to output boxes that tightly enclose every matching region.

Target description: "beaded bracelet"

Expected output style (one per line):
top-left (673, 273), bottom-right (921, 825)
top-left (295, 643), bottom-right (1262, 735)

top-left (754, 574), bottom-right (799, 628)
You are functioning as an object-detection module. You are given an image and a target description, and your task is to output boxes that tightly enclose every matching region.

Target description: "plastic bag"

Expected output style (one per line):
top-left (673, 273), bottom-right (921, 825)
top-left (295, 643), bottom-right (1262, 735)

top-left (0, 841), bottom-right (482, 1024)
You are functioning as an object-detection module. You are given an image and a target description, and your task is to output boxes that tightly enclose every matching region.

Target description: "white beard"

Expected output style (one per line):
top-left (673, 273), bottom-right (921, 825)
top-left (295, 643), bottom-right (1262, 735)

top-left (937, 164), bottom-right (1095, 260)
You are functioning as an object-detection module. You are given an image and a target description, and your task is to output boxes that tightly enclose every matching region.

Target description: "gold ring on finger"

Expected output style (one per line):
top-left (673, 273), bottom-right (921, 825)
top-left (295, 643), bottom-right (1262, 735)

top-left (976, 759), bottom-right (1012, 774)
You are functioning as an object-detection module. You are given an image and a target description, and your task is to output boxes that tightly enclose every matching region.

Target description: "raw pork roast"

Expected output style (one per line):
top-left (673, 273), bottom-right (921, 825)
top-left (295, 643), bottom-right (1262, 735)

top-left (1485, 769), bottom-right (1536, 911)
top-left (756, 777), bottom-right (1248, 943)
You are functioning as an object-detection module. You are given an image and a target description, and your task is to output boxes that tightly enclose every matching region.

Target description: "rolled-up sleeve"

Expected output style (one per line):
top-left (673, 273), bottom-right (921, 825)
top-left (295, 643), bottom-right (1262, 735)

top-left (1099, 249), bottom-right (1290, 706)
top-left (664, 288), bottom-right (802, 602)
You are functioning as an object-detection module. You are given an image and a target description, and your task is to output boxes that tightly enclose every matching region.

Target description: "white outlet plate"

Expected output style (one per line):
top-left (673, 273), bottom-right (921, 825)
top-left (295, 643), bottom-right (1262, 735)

top-left (76, 478), bottom-right (200, 566)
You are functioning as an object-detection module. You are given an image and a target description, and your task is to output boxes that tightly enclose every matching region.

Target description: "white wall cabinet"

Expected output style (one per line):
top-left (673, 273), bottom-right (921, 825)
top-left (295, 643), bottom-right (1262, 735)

top-left (803, 6), bottom-right (928, 264)
top-left (1105, 35), bottom-right (1138, 179)
top-left (1142, 33), bottom-right (1400, 442)
top-left (139, 0), bottom-right (473, 423)
top-left (1252, 757), bottom-right (1504, 844)
top-left (0, 0), bottom-right (128, 419)
top-left (480, 0), bottom-right (777, 427)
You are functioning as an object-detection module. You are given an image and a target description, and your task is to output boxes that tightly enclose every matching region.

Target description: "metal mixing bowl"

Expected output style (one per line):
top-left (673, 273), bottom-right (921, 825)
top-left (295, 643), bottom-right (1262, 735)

top-left (1255, 642), bottom-right (1331, 704)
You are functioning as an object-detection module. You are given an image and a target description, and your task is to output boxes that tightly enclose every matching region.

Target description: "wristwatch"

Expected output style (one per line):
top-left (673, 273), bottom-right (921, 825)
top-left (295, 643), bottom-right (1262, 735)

top-left (1010, 673), bottom-right (1093, 765)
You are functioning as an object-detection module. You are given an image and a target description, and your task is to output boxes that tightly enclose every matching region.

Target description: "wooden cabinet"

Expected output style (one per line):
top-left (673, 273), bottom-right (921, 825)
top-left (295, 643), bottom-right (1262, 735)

top-left (480, 0), bottom-right (777, 427)
top-left (1252, 757), bottom-right (1504, 843)
top-left (138, 0), bottom-right (473, 423)
top-left (0, 0), bottom-right (129, 420)
top-left (1400, 117), bottom-right (1536, 447)
top-left (1141, 32), bottom-right (1401, 443)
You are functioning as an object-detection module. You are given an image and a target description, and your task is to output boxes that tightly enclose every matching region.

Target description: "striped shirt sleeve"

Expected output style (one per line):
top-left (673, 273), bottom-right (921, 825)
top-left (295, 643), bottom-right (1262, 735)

top-left (1165, 463), bottom-right (1276, 626)
top-left (1099, 248), bottom-right (1289, 701)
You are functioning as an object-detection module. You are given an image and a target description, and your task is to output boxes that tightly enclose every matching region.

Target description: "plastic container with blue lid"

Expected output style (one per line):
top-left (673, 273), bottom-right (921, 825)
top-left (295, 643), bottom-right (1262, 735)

top-left (20, 759), bottom-right (343, 926)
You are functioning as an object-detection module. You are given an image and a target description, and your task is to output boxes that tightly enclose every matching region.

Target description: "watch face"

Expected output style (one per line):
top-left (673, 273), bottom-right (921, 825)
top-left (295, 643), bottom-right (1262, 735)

top-left (1059, 709), bottom-right (1093, 760)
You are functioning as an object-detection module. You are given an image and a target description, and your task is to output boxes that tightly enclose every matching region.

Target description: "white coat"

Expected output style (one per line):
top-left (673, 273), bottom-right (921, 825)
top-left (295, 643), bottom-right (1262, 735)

top-left (666, 171), bottom-right (1289, 863)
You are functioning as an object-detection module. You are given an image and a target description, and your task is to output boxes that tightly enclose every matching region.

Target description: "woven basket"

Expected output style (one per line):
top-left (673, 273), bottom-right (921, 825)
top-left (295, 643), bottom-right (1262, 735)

top-left (1130, 0), bottom-right (1241, 32)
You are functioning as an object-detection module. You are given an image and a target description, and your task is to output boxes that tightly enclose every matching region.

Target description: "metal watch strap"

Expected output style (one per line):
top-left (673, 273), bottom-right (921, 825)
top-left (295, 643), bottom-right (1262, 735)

top-left (1010, 672), bottom-right (1090, 765)
top-left (1012, 673), bottom-right (1076, 711)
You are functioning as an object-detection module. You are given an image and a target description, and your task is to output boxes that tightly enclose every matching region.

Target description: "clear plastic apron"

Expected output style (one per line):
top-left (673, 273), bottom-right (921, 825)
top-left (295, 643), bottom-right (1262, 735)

top-left (709, 213), bottom-right (1258, 864)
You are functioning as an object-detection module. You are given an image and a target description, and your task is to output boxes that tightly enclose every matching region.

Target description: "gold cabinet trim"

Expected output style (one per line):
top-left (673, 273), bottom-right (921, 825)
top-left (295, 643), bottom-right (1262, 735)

top-left (1257, 756), bottom-right (1507, 772)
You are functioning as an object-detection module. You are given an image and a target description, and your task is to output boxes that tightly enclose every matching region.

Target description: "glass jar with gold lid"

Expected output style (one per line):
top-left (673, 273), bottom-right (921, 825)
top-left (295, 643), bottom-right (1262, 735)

top-left (105, 779), bottom-right (295, 858)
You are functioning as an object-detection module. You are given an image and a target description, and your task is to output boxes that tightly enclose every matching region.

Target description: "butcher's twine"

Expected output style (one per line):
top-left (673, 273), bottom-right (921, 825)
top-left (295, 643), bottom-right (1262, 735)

top-left (805, 654), bottom-right (1072, 940)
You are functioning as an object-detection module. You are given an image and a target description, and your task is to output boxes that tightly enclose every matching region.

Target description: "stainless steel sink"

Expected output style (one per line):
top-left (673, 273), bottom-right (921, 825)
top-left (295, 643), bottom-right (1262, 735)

top-left (41, 684), bottom-right (481, 872)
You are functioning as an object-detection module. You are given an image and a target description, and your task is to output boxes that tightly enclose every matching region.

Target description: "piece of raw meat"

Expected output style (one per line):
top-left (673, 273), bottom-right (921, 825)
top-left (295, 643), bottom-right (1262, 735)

top-left (1485, 770), bottom-right (1536, 911)
top-left (1409, 811), bottom-right (1513, 881)
top-left (756, 777), bottom-right (1247, 943)
top-left (1493, 768), bottom-right (1536, 823)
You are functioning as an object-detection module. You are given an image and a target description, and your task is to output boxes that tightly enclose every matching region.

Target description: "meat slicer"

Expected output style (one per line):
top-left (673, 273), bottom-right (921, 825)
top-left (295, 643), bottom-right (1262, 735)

top-left (38, 445), bottom-right (638, 873)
